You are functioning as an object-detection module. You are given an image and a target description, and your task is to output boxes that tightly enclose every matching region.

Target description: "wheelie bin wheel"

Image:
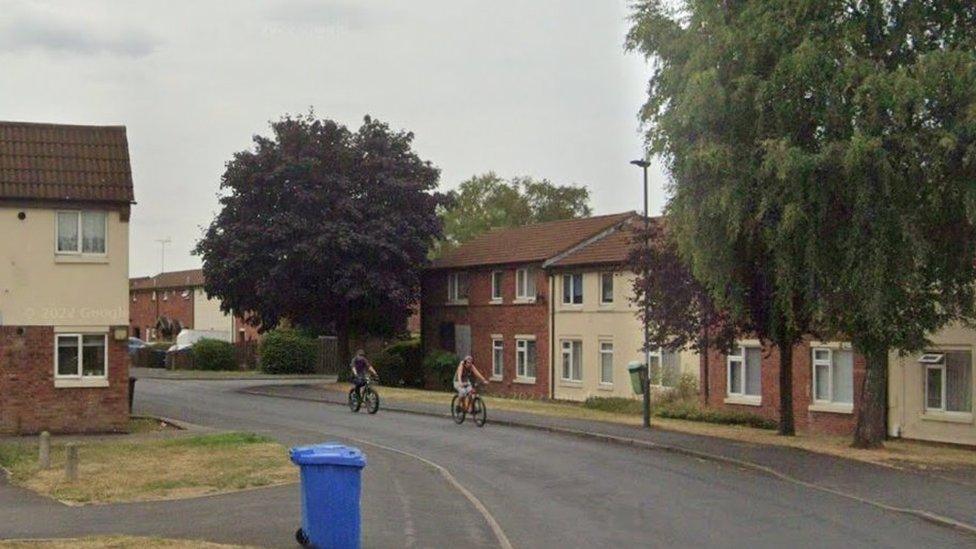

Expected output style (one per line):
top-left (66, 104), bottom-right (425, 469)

top-left (296, 527), bottom-right (310, 547)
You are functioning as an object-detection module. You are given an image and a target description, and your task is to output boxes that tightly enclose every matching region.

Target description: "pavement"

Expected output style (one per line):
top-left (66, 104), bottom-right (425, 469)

top-left (1, 378), bottom-right (974, 548)
top-left (130, 366), bottom-right (338, 381)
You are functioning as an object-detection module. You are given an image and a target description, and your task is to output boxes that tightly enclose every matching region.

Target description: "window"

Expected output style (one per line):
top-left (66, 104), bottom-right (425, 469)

top-left (727, 345), bottom-right (761, 398)
top-left (600, 273), bottom-right (614, 304)
top-left (599, 342), bottom-right (614, 384)
top-left (57, 211), bottom-right (106, 254)
top-left (562, 274), bottom-right (583, 305)
top-left (491, 271), bottom-right (503, 301)
top-left (516, 338), bottom-right (537, 380)
top-left (447, 272), bottom-right (468, 302)
top-left (923, 351), bottom-right (973, 413)
top-left (811, 347), bottom-right (854, 405)
top-left (492, 338), bottom-right (504, 379)
top-left (55, 334), bottom-right (107, 379)
top-left (151, 291), bottom-right (157, 301)
top-left (516, 268), bottom-right (536, 300)
top-left (648, 347), bottom-right (680, 387)
top-left (561, 340), bottom-right (582, 381)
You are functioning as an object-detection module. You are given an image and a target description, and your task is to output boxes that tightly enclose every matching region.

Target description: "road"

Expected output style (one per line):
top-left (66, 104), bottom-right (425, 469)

top-left (116, 378), bottom-right (976, 548)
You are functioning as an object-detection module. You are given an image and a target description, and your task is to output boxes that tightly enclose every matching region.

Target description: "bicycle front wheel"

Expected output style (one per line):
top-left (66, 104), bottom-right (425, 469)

top-left (451, 395), bottom-right (465, 424)
top-left (472, 396), bottom-right (487, 427)
top-left (364, 387), bottom-right (380, 414)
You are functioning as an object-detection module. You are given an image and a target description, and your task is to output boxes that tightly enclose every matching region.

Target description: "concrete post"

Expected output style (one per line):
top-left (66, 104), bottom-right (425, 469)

top-left (38, 431), bottom-right (51, 469)
top-left (65, 443), bottom-right (78, 482)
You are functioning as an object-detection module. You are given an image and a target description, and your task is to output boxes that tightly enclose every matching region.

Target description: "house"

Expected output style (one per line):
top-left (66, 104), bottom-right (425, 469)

top-left (545, 218), bottom-right (698, 401)
top-left (421, 212), bottom-right (638, 398)
top-left (0, 121), bottom-right (134, 434)
top-left (129, 269), bottom-right (260, 343)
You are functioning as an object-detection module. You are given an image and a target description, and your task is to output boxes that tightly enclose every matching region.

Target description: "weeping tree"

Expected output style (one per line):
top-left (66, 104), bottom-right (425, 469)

top-left (628, 1), bottom-right (976, 446)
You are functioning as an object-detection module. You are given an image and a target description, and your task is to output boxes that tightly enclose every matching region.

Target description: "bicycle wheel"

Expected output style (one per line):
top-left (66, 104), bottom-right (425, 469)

top-left (451, 395), bottom-right (465, 424)
top-left (472, 396), bottom-right (487, 427)
top-left (348, 388), bottom-right (361, 412)
top-left (364, 387), bottom-right (380, 414)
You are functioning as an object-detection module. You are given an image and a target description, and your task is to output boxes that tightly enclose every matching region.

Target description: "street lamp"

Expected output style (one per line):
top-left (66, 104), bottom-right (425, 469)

top-left (630, 158), bottom-right (652, 428)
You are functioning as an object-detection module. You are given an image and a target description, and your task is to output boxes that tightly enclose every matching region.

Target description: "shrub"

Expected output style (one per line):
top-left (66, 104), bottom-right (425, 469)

top-left (655, 401), bottom-right (777, 429)
top-left (192, 339), bottom-right (238, 371)
top-left (583, 397), bottom-right (644, 415)
top-left (658, 373), bottom-right (699, 404)
top-left (371, 351), bottom-right (406, 386)
top-left (381, 338), bottom-right (423, 387)
top-left (422, 350), bottom-right (459, 390)
top-left (260, 329), bottom-right (317, 374)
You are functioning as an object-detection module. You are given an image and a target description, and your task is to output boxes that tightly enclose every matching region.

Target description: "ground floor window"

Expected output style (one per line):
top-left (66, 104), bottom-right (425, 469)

top-left (492, 338), bottom-right (504, 379)
top-left (516, 338), bottom-right (537, 380)
top-left (811, 347), bottom-right (854, 404)
top-left (561, 339), bottom-right (582, 381)
top-left (599, 341), bottom-right (613, 384)
top-left (56, 334), bottom-right (107, 379)
top-left (648, 347), bottom-right (680, 387)
top-left (923, 350), bottom-right (973, 413)
top-left (727, 344), bottom-right (761, 397)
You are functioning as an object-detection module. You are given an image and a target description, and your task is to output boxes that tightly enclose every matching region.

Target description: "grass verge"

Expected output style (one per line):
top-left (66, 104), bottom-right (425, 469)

top-left (0, 536), bottom-right (254, 548)
top-left (0, 432), bottom-right (296, 504)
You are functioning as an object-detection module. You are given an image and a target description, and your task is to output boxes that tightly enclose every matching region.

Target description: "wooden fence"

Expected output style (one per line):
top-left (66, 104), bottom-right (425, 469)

top-left (315, 336), bottom-right (339, 375)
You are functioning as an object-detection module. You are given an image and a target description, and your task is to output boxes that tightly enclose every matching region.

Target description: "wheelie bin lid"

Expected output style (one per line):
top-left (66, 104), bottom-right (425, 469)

top-left (290, 443), bottom-right (366, 467)
top-left (627, 361), bottom-right (646, 372)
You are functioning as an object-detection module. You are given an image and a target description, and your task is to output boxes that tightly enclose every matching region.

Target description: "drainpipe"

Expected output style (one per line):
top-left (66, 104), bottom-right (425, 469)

top-left (549, 273), bottom-right (556, 400)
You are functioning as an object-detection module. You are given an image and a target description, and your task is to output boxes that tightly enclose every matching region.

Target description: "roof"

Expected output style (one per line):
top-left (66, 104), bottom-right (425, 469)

top-left (0, 121), bottom-right (134, 203)
top-left (130, 269), bottom-right (205, 290)
top-left (431, 212), bottom-right (635, 269)
top-left (547, 216), bottom-right (660, 268)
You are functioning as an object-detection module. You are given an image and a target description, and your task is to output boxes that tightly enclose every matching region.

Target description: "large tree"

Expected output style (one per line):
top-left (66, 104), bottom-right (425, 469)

top-left (195, 113), bottom-right (447, 363)
top-left (628, 1), bottom-right (976, 446)
top-left (436, 172), bottom-right (591, 254)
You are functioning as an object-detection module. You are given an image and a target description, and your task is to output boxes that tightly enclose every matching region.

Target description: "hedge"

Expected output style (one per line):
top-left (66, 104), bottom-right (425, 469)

top-left (374, 339), bottom-right (423, 387)
top-left (192, 339), bottom-right (238, 371)
top-left (423, 350), bottom-right (459, 390)
top-left (260, 329), bottom-right (317, 374)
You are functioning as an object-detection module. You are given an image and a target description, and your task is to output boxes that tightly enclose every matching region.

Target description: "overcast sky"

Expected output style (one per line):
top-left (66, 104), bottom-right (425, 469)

top-left (0, 0), bottom-right (667, 277)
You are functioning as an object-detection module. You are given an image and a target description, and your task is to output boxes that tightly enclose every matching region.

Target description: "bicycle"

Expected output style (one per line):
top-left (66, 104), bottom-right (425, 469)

top-left (348, 375), bottom-right (380, 414)
top-left (451, 382), bottom-right (487, 427)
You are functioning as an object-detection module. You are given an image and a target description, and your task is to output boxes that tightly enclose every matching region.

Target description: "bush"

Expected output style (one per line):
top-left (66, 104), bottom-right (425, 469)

top-left (582, 397), bottom-right (644, 415)
top-left (260, 329), bottom-right (317, 374)
top-left (422, 350), bottom-right (459, 390)
top-left (371, 351), bottom-right (406, 385)
top-left (192, 339), bottom-right (238, 371)
top-left (658, 373), bottom-right (699, 404)
top-left (582, 396), bottom-right (776, 429)
top-left (380, 338), bottom-right (423, 387)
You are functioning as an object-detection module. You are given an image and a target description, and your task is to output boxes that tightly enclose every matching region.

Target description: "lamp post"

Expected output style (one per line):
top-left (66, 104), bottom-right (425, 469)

top-left (630, 158), bottom-right (652, 428)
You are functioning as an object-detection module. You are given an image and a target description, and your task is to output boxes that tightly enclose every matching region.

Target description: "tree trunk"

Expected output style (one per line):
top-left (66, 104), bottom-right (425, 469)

top-left (701, 321), bottom-right (710, 403)
top-left (853, 349), bottom-right (888, 449)
top-left (777, 339), bottom-right (796, 436)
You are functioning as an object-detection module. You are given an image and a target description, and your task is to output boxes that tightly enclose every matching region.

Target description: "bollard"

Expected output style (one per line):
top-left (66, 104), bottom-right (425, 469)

top-left (38, 431), bottom-right (51, 469)
top-left (65, 443), bottom-right (78, 482)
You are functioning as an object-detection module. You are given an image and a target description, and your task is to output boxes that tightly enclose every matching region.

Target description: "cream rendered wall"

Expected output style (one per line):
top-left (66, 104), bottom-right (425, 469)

top-left (888, 322), bottom-right (976, 446)
top-left (552, 270), bottom-right (698, 402)
top-left (0, 206), bottom-right (128, 328)
top-left (192, 287), bottom-right (234, 338)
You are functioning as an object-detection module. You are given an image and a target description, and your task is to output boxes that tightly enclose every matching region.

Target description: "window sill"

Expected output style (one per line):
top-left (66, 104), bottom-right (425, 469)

top-left (921, 411), bottom-right (974, 424)
top-left (724, 395), bottom-right (761, 407)
top-left (445, 299), bottom-right (469, 306)
top-left (559, 379), bottom-right (583, 387)
top-left (490, 375), bottom-right (503, 382)
top-left (597, 383), bottom-right (614, 391)
top-left (55, 254), bottom-right (109, 264)
top-left (513, 298), bottom-right (536, 305)
top-left (808, 402), bottom-right (853, 415)
top-left (513, 377), bottom-right (536, 385)
top-left (489, 299), bottom-right (503, 305)
top-left (55, 378), bottom-right (109, 389)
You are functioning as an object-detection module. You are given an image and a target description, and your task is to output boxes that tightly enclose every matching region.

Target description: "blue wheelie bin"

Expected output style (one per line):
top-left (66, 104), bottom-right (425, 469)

top-left (290, 443), bottom-right (367, 549)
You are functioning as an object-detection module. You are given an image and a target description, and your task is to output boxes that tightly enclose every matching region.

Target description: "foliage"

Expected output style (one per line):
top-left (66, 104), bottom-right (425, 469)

top-left (376, 338), bottom-right (424, 387)
top-left (582, 396), bottom-right (775, 429)
top-left (195, 112), bottom-right (447, 363)
top-left (191, 339), bottom-right (238, 371)
top-left (436, 172), bottom-right (592, 254)
top-left (259, 329), bottom-right (317, 374)
top-left (627, 1), bottom-right (976, 446)
top-left (659, 373), bottom-right (700, 404)
top-left (422, 350), bottom-right (459, 390)
top-left (371, 351), bottom-right (405, 385)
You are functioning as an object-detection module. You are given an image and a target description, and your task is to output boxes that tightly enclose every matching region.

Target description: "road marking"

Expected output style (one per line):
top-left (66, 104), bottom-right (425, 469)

top-left (337, 433), bottom-right (515, 549)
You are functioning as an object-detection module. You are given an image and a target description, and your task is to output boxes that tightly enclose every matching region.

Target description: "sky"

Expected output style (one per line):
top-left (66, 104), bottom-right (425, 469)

top-left (0, 0), bottom-right (667, 277)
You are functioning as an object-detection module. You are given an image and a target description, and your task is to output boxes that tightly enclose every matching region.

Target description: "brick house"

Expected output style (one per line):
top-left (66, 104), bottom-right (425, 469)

top-left (0, 121), bottom-right (134, 434)
top-left (129, 269), bottom-right (260, 343)
top-left (421, 213), bottom-right (633, 398)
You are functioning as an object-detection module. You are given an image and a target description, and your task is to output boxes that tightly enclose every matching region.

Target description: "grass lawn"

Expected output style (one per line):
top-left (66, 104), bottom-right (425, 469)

top-left (0, 536), bottom-right (254, 548)
top-left (329, 382), bottom-right (976, 476)
top-left (0, 432), bottom-right (297, 504)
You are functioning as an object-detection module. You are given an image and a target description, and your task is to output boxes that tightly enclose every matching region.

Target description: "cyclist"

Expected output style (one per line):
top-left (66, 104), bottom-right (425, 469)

top-left (350, 349), bottom-right (378, 400)
top-left (454, 355), bottom-right (487, 412)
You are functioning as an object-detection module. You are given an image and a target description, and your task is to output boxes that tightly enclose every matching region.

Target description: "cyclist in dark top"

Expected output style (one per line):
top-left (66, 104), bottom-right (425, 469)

top-left (454, 355), bottom-right (487, 412)
top-left (350, 349), bottom-right (377, 400)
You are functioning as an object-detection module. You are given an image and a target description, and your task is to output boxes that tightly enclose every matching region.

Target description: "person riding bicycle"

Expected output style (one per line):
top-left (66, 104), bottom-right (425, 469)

top-left (454, 355), bottom-right (487, 412)
top-left (350, 349), bottom-right (378, 400)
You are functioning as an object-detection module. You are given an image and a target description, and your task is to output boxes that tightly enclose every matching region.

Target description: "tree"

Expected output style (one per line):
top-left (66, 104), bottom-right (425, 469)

top-left (195, 113), bottom-right (447, 364)
top-left (628, 1), bottom-right (976, 446)
top-left (437, 173), bottom-right (591, 253)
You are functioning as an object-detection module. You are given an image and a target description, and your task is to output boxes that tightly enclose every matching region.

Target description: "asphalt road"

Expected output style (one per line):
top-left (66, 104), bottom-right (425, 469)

top-left (101, 380), bottom-right (976, 547)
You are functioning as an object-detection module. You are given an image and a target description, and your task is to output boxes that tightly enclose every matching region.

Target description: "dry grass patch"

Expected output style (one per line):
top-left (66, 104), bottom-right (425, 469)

top-left (0, 432), bottom-right (297, 504)
top-left (0, 535), bottom-right (253, 548)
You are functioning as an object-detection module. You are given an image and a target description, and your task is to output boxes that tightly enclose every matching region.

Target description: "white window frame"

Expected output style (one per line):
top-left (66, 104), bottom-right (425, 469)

top-left (921, 351), bottom-right (972, 415)
top-left (491, 337), bottom-right (504, 380)
top-left (925, 358), bottom-right (946, 412)
top-left (515, 336), bottom-right (537, 382)
top-left (490, 270), bottom-right (503, 302)
top-left (599, 341), bottom-right (614, 385)
top-left (515, 268), bottom-right (536, 302)
top-left (55, 210), bottom-right (108, 256)
top-left (447, 272), bottom-right (468, 304)
top-left (562, 273), bottom-right (583, 305)
top-left (600, 272), bottom-right (614, 305)
top-left (809, 346), bottom-right (854, 413)
top-left (54, 333), bottom-right (109, 388)
top-left (725, 343), bottom-right (761, 405)
top-left (560, 339), bottom-right (582, 382)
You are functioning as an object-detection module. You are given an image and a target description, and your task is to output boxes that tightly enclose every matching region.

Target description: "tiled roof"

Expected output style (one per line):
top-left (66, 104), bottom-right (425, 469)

top-left (547, 216), bottom-right (660, 268)
top-left (0, 121), bottom-right (134, 203)
top-left (130, 269), bottom-right (205, 290)
top-left (431, 212), bottom-right (635, 269)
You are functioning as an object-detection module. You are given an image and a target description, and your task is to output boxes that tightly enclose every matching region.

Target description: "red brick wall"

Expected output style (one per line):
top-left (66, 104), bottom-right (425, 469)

top-left (129, 288), bottom-right (194, 340)
top-left (422, 265), bottom-right (550, 398)
top-left (701, 337), bottom-right (865, 435)
top-left (0, 326), bottom-right (129, 434)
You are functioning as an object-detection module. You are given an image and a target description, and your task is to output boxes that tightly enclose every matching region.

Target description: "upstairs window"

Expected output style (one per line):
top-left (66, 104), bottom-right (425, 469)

top-left (491, 271), bottom-right (503, 301)
top-left (562, 273), bottom-right (583, 305)
top-left (447, 272), bottom-right (469, 302)
top-left (516, 268), bottom-right (536, 300)
top-left (600, 273), bottom-right (614, 304)
top-left (57, 211), bottom-right (106, 254)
